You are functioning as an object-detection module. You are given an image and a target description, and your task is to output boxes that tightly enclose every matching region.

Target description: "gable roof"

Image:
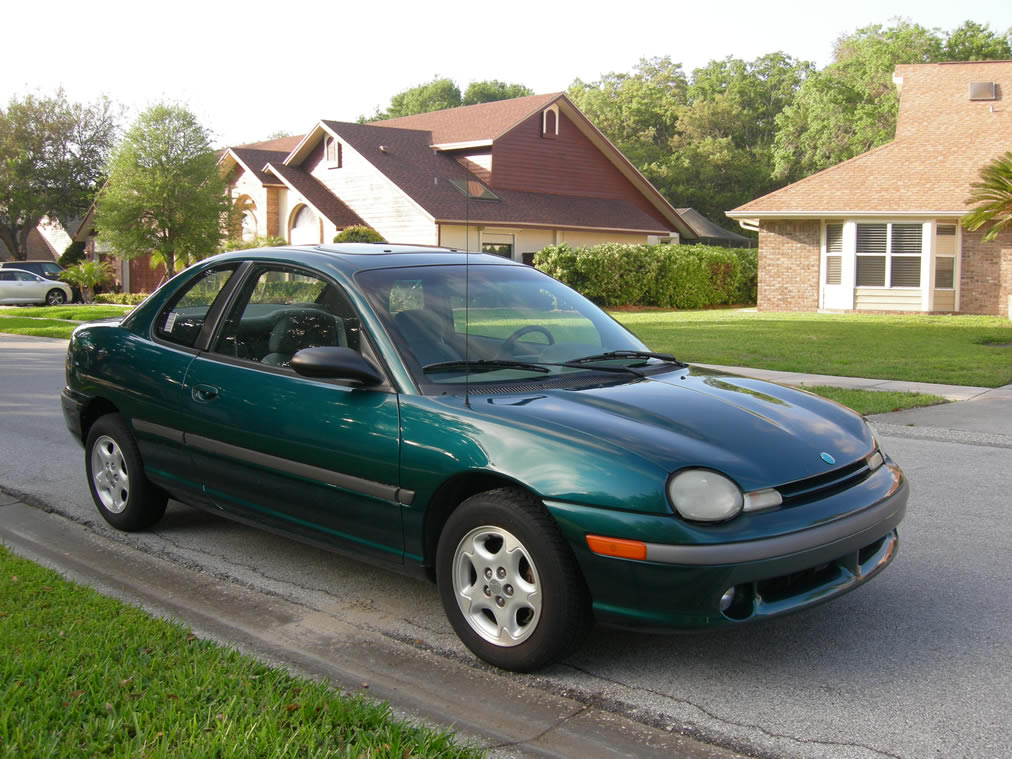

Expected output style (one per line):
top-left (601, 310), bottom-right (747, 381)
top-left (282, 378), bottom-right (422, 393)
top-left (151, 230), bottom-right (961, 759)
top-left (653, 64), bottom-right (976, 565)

top-left (219, 136), bottom-right (305, 186)
top-left (266, 163), bottom-right (365, 228)
top-left (372, 93), bottom-right (563, 144)
top-left (728, 61), bottom-right (1012, 219)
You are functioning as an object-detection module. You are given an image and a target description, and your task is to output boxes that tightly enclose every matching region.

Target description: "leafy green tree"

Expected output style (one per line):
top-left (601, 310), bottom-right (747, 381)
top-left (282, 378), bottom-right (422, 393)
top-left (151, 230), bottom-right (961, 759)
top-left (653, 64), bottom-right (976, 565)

top-left (222, 234), bottom-right (286, 252)
top-left (772, 20), bottom-right (1012, 182)
top-left (370, 78), bottom-right (462, 120)
top-left (333, 225), bottom-right (385, 243)
top-left (60, 259), bottom-right (113, 303)
top-left (369, 78), bottom-right (534, 120)
top-left (462, 80), bottom-right (533, 105)
top-left (97, 104), bottom-right (229, 277)
top-left (0, 90), bottom-right (118, 260)
top-left (962, 151), bottom-right (1012, 242)
top-left (943, 21), bottom-right (1012, 61)
top-left (772, 20), bottom-right (944, 181)
top-left (568, 57), bottom-right (688, 168)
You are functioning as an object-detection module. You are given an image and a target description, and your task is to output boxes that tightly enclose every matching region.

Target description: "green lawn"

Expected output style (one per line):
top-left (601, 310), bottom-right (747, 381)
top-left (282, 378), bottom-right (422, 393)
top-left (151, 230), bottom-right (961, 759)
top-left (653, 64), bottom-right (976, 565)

top-left (801, 386), bottom-right (947, 415)
top-left (2, 305), bottom-right (132, 320)
top-left (0, 546), bottom-right (481, 759)
top-left (612, 310), bottom-right (1012, 388)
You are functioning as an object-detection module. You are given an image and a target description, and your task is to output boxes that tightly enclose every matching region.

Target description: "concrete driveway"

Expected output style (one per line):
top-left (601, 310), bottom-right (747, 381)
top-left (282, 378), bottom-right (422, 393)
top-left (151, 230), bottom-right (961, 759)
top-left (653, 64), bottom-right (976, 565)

top-left (2, 334), bottom-right (1010, 758)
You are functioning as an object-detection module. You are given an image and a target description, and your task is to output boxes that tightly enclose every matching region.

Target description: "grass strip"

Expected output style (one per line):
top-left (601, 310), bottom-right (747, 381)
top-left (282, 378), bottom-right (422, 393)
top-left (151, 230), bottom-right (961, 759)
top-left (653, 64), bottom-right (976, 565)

top-left (0, 317), bottom-right (77, 339)
top-left (0, 546), bottom-right (482, 759)
top-left (612, 310), bottom-right (1012, 388)
top-left (802, 386), bottom-right (947, 415)
top-left (0, 306), bottom-right (132, 320)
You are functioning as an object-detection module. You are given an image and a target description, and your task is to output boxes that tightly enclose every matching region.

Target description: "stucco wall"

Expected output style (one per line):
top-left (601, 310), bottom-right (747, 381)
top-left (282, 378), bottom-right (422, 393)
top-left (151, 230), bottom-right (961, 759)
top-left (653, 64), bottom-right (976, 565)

top-left (757, 221), bottom-right (820, 311)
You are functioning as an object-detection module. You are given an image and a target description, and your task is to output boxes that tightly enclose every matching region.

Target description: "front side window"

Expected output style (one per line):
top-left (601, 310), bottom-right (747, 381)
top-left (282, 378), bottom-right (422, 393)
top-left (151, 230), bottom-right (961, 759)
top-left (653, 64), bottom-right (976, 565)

top-left (212, 267), bottom-right (359, 367)
top-left (855, 223), bottom-right (922, 288)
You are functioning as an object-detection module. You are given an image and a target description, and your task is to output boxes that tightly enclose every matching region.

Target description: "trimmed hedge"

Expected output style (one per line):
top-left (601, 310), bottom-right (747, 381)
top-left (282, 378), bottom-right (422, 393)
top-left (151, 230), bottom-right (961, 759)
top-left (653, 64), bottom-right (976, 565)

top-left (533, 243), bottom-right (757, 309)
top-left (94, 292), bottom-right (150, 305)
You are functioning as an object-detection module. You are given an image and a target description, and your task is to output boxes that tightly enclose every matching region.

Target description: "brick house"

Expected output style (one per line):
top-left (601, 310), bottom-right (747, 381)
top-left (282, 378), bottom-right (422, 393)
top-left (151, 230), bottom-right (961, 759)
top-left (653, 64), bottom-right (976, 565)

top-left (221, 93), bottom-right (694, 265)
top-left (726, 61), bottom-right (1012, 317)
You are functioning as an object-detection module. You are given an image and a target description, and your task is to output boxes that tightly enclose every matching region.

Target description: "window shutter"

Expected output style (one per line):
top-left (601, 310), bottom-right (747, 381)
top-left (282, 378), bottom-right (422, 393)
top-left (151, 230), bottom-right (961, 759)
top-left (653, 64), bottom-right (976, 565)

top-left (890, 257), bottom-right (921, 287)
top-left (891, 224), bottom-right (922, 254)
top-left (825, 256), bottom-right (842, 285)
top-left (857, 224), bottom-right (887, 253)
top-left (856, 256), bottom-right (885, 287)
top-left (935, 257), bottom-right (954, 289)
top-left (826, 224), bottom-right (843, 253)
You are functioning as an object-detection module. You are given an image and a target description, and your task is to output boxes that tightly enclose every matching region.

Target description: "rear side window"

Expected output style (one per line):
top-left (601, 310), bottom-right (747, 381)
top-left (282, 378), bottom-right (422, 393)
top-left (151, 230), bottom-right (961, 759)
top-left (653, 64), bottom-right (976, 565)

top-left (155, 267), bottom-right (237, 347)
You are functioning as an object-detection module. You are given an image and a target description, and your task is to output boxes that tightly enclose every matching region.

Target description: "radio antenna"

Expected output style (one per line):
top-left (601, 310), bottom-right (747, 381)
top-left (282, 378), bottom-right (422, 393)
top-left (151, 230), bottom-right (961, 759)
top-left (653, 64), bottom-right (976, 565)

top-left (464, 176), bottom-right (471, 408)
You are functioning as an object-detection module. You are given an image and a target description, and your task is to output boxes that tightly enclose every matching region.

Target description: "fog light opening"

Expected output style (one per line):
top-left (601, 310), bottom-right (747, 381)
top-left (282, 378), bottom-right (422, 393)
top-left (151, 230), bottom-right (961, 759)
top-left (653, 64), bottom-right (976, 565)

top-left (719, 587), bottom-right (736, 612)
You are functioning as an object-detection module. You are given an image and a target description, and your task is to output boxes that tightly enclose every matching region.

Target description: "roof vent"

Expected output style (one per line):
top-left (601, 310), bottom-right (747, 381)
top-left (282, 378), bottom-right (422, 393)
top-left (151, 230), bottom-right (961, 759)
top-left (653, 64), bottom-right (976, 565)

top-left (969, 81), bottom-right (998, 101)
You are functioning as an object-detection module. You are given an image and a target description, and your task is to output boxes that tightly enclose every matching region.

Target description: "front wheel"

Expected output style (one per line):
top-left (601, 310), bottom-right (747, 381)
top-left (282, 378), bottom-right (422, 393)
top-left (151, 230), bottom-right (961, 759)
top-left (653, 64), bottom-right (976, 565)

top-left (436, 488), bottom-right (591, 671)
top-left (45, 288), bottom-right (67, 306)
top-left (85, 414), bottom-right (167, 531)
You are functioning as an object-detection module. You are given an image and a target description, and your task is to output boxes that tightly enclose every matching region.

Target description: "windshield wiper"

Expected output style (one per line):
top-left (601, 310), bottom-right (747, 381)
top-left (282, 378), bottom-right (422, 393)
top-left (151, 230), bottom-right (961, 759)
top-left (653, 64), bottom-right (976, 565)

top-left (423, 359), bottom-right (550, 375)
top-left (565, 350), bottom-right (684, 367)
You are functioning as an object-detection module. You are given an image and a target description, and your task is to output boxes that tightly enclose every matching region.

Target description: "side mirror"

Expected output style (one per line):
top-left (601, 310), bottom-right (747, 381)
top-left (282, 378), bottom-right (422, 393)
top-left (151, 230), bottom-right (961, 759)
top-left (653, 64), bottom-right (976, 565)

top-left (291, 346), bottom-right (384, 385)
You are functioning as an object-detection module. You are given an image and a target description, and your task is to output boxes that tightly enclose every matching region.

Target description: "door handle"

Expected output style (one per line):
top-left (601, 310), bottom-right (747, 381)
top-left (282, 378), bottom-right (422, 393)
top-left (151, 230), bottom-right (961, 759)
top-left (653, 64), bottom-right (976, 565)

top-left (191, 383), bottom-right (220, 402)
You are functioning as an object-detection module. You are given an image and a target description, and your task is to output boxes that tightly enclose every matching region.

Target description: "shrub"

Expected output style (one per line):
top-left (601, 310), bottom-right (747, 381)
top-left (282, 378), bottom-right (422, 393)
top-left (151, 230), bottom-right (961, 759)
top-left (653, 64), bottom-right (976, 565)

top-left (533, 243), bottom-right (757, 308)
top-left (334, 225), bottom-right (385, 243)
top-left (60, 241), bottom-right (87, 268)
top-left (60, 260), bottom-right (114, 303)
top-left (94, 292), bottom-right (150, 305)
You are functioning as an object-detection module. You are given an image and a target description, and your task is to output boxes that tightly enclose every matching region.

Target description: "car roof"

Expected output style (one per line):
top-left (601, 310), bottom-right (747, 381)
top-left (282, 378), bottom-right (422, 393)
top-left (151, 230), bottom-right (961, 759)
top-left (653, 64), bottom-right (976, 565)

top-left (0, 260), bottom-right (62, 265)
top-left (208, 243), bottom-right (527, 275)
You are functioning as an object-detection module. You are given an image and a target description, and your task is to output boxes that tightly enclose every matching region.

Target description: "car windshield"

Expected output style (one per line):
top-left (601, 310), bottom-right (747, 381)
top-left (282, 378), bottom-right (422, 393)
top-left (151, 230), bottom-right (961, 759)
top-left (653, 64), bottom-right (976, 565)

top-left (356, 263), bottom-right (666, 388)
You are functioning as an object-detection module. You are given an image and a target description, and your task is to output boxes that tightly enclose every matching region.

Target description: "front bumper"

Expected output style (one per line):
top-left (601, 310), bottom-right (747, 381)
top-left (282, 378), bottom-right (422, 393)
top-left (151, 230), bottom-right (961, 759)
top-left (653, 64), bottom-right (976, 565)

top-left (546, 465), bottom-right (908, 630)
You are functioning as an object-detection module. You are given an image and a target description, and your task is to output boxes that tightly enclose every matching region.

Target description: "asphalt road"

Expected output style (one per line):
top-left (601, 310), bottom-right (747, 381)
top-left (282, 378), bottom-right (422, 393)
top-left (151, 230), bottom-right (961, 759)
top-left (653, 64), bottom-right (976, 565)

top-left (1, 333), bottom-right (1010, 759)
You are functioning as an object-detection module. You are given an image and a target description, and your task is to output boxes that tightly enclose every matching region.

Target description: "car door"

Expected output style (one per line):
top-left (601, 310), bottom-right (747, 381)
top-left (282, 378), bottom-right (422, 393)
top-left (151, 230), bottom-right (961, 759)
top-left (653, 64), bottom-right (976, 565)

top-left (0, 271), bottom-right (16, 302)
top-left (181, 264), bottom-right (404, 562)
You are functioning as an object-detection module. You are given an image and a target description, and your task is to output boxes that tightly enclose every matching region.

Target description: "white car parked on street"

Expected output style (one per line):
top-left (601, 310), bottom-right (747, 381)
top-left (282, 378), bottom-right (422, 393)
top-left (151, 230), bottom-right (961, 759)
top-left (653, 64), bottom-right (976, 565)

top-left (0, 268), bottom-right (72, 305)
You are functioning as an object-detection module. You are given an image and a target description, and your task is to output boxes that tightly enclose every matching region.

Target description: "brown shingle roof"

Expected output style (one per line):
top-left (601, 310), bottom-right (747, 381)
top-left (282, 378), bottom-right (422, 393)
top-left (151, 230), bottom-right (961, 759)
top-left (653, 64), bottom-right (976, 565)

top-left (729, 61), bottom-right (1012, 216)
top-left (230, 148), bottom-right (292, 185)
top-left (324, 120), bottom-right (668, 233)
top-left (266, 163), bottom-right (365, 228)
top-left (369, 93), bottom-right (563, 143)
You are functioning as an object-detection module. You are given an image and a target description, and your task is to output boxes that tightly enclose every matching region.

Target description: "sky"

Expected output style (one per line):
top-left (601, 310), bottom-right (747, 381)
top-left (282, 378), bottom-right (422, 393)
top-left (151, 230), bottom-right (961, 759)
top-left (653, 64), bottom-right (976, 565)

top-left (3, 0), bottom-right (1011, 148)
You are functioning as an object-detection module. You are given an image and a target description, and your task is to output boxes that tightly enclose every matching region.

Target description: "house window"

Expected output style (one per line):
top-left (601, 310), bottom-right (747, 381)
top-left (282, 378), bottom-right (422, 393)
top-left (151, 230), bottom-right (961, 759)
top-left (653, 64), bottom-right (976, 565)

top-left (825, 223), bottom-right (843, 285)
top-left (325, 137), bottom-right (342, 168)
top-left (481, 233), bottom-right (515, 259)
top-left (542, 105), bottom-right (559, 138)
top-left (855, 223), bottom-right (922, 288)
top-left (241, 211), bottom-right (257, 241)
top-left (289, 205), bottom-right (321, 245)
top-left (935, 224), bottom-right (956, 289)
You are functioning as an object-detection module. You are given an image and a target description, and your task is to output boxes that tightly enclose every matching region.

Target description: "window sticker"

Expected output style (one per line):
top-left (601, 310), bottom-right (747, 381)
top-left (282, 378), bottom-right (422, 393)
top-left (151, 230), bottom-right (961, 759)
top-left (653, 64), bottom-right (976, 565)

top-left (164, 312), bottom-right (178, 333)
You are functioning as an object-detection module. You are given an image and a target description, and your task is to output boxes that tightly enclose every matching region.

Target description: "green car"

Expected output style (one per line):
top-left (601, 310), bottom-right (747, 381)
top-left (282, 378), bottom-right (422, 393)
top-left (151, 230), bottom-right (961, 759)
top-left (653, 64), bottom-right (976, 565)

top-left (62, 244), bottom-right (907, 671)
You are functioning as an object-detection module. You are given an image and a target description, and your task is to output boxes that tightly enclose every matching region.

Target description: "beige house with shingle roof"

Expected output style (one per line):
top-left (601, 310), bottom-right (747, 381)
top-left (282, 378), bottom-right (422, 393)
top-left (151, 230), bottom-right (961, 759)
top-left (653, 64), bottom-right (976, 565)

top-left (727, 61), bottom-right (1012, 317)
top-left (220, 93), bottom-right (694, 265)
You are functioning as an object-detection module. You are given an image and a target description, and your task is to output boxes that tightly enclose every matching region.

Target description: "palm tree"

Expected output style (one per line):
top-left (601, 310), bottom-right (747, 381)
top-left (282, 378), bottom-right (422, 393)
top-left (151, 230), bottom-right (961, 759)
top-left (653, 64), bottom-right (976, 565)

top-left (963, 151), bottom-right (1012, 241)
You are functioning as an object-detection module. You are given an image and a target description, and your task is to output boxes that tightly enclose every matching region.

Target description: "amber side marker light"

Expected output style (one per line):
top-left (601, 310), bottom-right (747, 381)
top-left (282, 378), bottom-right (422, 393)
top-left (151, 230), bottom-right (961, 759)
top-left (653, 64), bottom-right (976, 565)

top-left (586, 534), bottom-right (647, 561)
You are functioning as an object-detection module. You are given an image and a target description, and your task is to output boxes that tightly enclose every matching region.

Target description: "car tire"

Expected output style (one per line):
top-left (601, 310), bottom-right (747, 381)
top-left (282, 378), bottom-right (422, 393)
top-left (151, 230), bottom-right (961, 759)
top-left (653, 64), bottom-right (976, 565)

top-left (85, 414), bottom-right (167, 531)
top-left (436, 487), bottom-right (592, 671)
top-left (45, 288), bottom-right (67, 306)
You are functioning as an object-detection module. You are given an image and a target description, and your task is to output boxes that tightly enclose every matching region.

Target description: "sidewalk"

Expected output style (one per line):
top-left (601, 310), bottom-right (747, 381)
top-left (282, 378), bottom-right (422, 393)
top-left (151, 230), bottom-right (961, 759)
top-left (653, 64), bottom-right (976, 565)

top-left (697, 363), bottom-right (1012, 438)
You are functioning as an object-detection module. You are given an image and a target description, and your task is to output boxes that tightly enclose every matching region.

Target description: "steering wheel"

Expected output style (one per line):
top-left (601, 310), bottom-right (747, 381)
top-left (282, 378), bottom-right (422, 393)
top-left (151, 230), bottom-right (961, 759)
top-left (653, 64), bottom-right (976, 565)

top-left (498, 325), bottom-right (555, 357)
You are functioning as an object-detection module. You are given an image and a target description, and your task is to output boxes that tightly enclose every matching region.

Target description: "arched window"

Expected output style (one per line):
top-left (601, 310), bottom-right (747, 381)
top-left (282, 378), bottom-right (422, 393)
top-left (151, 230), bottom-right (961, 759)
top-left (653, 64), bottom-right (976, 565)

top-left (289, 205), bottom-right (321, 245)
top-left (241, 210), bottom-right (258, 241)
top-left (542, 105), bottom-right (559, 138)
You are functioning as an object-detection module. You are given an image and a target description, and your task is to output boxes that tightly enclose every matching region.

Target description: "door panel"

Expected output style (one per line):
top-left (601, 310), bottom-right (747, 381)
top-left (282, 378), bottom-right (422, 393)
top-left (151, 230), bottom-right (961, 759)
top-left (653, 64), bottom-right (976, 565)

top-left (182, 357), bottom-right (403, 559)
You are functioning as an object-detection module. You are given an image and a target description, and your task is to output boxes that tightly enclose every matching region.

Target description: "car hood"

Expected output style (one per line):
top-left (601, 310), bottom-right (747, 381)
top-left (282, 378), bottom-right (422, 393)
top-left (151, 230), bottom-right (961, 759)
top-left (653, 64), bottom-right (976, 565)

top-left (477, 366), bottom-right (875, 492)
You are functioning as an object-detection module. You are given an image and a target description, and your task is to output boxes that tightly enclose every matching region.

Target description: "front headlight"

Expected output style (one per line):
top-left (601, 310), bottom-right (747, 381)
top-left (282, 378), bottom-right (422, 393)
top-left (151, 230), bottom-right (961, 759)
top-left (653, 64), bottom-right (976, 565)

top-left (667, 469), bottom-right (743, 522)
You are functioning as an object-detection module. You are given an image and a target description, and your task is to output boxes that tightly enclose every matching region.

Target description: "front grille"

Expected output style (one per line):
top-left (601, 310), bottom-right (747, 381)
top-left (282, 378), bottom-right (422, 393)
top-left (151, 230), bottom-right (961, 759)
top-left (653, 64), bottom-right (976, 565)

top-left (777, 458), bottom-right (873, 506)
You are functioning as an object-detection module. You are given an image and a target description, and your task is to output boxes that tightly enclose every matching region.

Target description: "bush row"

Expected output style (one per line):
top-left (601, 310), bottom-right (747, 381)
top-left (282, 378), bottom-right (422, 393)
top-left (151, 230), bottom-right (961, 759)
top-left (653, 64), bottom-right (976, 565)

top-left (533, 243), bottom-right (757, 309)
top-left (93, 292), bottom-right (150, 305)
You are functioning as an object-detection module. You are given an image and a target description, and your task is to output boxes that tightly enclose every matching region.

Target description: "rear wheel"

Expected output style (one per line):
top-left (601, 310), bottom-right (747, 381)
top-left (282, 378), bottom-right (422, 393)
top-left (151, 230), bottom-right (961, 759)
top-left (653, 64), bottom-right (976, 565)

top-left (45, 288), bottom-right (67, 306)
top-left (85, 414), bottom-right (167, 531)
top-left (436, 487), bottom-right (591, 671)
